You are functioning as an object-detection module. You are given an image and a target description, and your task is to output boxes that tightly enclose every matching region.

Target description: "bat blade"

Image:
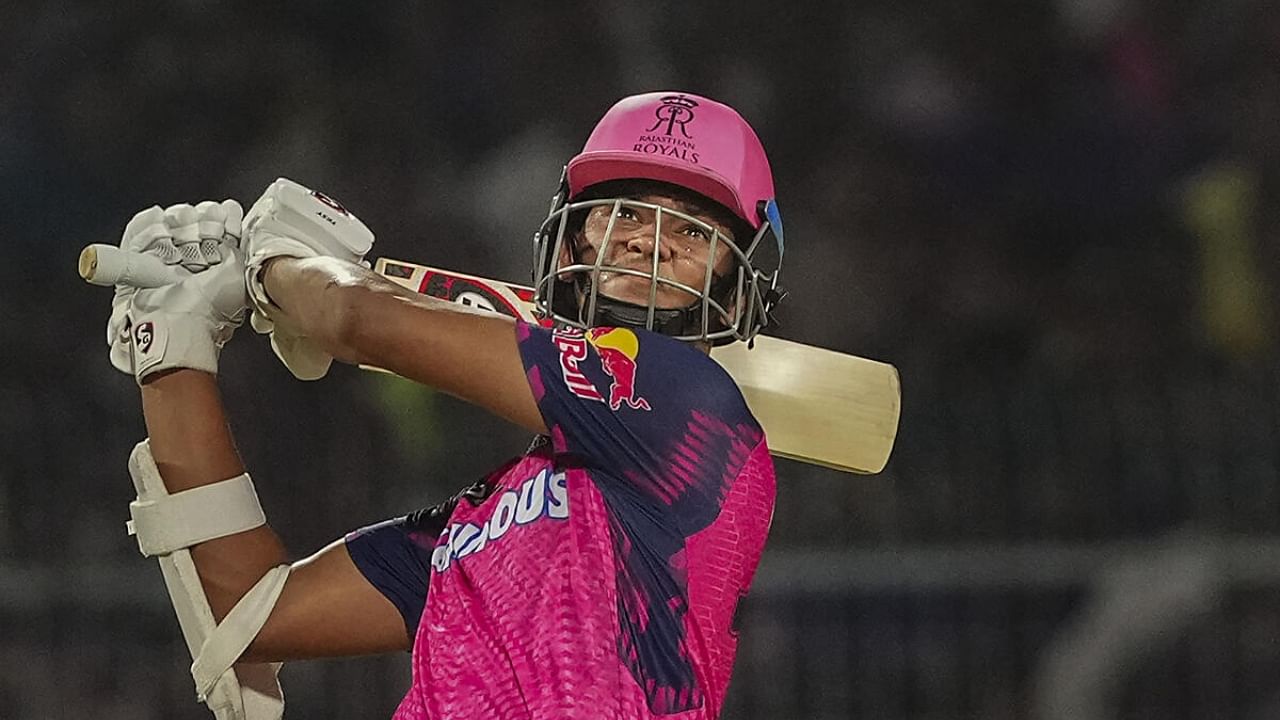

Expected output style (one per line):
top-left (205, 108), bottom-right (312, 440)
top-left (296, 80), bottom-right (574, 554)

top-left (372, 258), bottom-right (900, 474)
top-left (711, 336), bottom-right (900, 473)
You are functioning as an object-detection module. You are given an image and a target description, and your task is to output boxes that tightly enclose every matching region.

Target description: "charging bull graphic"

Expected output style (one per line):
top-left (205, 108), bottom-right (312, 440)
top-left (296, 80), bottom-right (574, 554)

top-left (586, 328), bottom-right (651, 412)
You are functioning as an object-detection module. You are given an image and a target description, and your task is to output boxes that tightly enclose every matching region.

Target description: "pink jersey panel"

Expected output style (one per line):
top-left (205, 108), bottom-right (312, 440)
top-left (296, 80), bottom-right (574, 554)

top-left (391, 440), bottom-right (775, 719)
top-left (682, 440), bottom-right (776, 714)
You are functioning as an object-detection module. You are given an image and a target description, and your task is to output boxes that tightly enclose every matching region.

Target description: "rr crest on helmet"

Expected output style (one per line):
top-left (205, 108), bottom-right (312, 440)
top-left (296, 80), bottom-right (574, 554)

top-left (647, 95), bottom-right (699, 138)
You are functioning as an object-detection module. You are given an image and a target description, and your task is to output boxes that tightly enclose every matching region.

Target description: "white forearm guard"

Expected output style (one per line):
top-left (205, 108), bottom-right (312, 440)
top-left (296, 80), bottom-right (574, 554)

top-left (127, 440), bottom-right (289, 720)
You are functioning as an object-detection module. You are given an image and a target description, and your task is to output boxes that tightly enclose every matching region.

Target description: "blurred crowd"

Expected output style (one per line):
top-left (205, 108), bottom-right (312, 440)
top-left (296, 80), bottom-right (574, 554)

top-left (2, 0), bottom-right (1278, 717)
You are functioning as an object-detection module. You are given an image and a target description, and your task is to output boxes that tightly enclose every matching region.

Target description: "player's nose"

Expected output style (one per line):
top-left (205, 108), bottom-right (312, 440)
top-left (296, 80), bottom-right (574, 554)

top-left (623, 223), bottom-right (675, 261)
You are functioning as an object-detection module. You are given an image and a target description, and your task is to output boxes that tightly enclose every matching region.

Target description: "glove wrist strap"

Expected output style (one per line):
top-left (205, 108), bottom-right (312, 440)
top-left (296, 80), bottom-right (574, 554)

top-left (131, 313), bottom-right (222, 383)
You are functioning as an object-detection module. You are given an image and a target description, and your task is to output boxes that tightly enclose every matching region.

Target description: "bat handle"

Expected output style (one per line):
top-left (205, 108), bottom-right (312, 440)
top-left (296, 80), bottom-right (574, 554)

top-left (78, 244), bottom-right (183, 288)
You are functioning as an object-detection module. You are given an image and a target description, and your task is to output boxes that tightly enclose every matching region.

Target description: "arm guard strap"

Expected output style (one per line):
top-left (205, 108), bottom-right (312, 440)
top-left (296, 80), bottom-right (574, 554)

top-left (127, 439), bottom-right (288, 720)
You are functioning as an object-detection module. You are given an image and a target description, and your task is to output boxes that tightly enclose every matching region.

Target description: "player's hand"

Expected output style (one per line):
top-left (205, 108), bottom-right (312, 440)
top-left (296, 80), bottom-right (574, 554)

top-left (105, 200), bottom-right (248, 383)
top-left (241, 178), bottom-right (375, 380)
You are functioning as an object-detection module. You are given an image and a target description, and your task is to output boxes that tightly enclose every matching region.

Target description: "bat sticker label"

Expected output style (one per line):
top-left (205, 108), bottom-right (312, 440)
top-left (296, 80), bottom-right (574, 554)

top-left (454, 291), bottom-right (497, 313)
top-left (383, 262), bottom-right (415, 279)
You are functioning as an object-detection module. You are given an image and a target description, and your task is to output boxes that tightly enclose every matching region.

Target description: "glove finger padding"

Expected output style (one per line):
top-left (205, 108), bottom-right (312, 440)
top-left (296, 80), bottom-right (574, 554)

top-left (179, 240), bottom-right (213, 271)
top-left (195, 199), bottom-right (244, 242)
top-left (166, 204), bottom-right (200, 245)
top-left (194, 199), bottom-right (245, 268)
top-left (147, 238), bottom-right (185, 266)
top-left (105, 198), bottom-right (248, 382)
top-left (121, 206), bottom-right (168, 251)
top-left (165, 204), bottom-right (207, 272)
top-left (199, 239), bottom-right (223, 266)
top-left (164, 201), bottom-right (245, 272)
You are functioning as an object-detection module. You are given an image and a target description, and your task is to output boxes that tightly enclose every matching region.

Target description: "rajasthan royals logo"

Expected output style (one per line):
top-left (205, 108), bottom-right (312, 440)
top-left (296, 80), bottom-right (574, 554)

top-left (647, 95), bottom-right (698, 138)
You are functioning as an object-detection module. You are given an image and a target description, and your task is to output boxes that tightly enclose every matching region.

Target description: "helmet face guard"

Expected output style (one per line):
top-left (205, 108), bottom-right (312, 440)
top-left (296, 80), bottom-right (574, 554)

top-left (531, 91), bottom-right (786, 345)
top-left (532, 194), bottom-right (783, 344)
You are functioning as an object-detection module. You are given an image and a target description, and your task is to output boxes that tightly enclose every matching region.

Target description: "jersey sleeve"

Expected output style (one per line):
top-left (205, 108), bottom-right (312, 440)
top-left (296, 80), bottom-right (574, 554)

top-left (515, 321), bottom-right (764, 530)
top-left (344, 508), bottom-right (445, 639)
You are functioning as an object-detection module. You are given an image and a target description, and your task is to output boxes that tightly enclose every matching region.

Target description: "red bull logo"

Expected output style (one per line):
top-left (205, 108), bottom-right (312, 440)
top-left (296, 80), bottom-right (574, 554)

top-left (552, 327), bottom-right (652, 412)
top-left (552, 330), bottom-right (605, 403)
top-left (586, 328), bottom-right (651, 412)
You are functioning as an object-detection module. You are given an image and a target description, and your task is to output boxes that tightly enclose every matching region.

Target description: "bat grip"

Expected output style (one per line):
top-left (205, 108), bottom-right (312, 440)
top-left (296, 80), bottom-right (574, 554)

top-left (78, 244), bottom-right (184, 288)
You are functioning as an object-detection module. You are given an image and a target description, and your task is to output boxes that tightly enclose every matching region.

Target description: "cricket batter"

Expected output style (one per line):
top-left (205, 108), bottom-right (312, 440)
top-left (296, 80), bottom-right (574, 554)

top-left (105, 91), bottom-right (785, 719)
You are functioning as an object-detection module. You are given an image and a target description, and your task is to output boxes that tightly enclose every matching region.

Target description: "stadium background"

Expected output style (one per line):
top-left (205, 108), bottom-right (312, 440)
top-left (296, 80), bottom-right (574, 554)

top-left (2, 1), bottom-right (1279, 717)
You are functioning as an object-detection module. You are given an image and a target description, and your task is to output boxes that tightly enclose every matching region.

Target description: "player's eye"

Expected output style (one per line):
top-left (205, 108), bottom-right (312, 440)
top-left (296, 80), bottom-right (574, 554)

top-left (681, 224), bottom-right (712, 242)
top-left (614, 206), bottom-right (640, 221)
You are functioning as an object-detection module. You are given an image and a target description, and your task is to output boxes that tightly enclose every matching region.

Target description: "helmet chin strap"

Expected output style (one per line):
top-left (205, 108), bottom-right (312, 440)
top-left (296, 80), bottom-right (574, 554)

top-left (588, 293), bottom-right (700, 337)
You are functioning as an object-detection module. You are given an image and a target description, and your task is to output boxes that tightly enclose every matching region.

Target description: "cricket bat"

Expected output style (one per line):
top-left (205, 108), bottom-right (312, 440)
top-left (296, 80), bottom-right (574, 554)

top-left (76, 244), bottom-right (900, 473)
top-left (374, 258), bottom-right (901, 474)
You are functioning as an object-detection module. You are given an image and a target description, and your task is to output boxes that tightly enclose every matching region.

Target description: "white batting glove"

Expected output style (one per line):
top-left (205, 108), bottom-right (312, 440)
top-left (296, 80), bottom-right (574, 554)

top-left (242, 178), bottom-right (374, 380)
top-left (106, 200), bottom-right (247, 383)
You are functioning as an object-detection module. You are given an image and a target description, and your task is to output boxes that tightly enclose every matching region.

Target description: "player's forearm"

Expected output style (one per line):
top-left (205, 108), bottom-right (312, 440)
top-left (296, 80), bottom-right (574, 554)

top-left (260, 255), bottom-right (448, 368)
top-left (140, 369), bottom-right (289, 620)
top-left (259, 256), bottom-right (380, 363)
top-left (262, 255), bottom-right (546, 432)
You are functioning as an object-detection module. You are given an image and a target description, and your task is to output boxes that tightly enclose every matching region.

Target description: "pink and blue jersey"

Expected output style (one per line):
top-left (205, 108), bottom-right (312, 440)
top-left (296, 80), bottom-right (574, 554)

top-left (347, 321), bottom-right (776, 718)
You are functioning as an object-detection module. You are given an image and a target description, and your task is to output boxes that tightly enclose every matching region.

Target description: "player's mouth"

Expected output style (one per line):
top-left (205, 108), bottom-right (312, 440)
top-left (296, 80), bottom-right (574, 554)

top-left (594, 272), bottom-right (701, 310)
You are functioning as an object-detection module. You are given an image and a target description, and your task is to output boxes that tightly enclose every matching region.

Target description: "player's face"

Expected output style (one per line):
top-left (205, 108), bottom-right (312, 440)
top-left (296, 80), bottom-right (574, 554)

top-left (572, 192), bottom-right (736, 309)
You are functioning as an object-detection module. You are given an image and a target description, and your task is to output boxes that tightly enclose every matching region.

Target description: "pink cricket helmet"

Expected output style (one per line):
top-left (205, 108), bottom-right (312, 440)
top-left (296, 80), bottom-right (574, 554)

top-left (533, 91), bottom-right (785, 345)
top-left (565, 91), bottom-right (776, 229)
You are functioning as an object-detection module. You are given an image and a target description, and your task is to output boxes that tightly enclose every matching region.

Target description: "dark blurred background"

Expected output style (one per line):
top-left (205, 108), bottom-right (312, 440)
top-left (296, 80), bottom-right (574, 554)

top-left (2, 1), bottom-right (1278, 718)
